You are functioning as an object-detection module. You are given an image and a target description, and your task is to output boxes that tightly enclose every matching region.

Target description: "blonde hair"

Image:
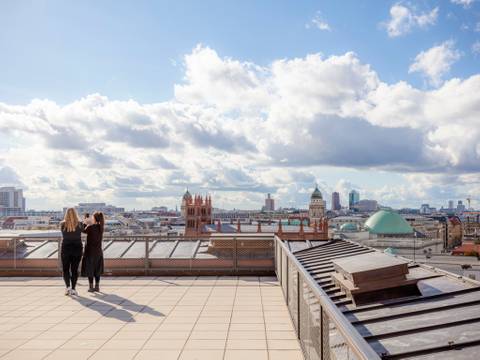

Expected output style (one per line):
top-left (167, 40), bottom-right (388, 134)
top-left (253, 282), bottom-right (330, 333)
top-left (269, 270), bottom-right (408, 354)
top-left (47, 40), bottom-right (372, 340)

top-left (62, 208), bottom-right (80, 232)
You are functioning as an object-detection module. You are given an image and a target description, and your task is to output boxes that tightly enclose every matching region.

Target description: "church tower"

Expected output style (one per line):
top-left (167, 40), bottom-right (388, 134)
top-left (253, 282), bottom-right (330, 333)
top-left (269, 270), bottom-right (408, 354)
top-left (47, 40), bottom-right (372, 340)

top-left (182, 190), bottom-right (213, 236)
top-left (309, 184), bottom-right (325, 224)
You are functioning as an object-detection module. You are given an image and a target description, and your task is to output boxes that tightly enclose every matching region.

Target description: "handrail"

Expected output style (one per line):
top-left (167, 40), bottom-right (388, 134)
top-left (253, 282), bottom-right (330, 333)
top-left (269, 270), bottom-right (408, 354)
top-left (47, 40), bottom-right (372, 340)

top-left (274, 235), bottom-right (381, 360)
top-left (0, 234), bottom-right (269, 240)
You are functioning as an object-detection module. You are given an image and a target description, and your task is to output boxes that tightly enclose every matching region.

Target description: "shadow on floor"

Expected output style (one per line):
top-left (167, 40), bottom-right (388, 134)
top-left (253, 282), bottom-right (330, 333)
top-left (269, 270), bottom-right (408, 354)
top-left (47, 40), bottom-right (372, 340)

top-left (92, 292), bottom-right (164, 317)
top-left (72, 295), bottom-right (139, 322)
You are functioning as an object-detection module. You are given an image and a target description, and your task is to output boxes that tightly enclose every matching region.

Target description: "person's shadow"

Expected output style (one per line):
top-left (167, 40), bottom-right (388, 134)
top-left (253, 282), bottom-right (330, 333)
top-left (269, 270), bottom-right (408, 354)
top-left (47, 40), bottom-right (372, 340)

top-left (92, 293), bottom-right (164, 317)
top-left (73, 295), bottom-right (137, 322)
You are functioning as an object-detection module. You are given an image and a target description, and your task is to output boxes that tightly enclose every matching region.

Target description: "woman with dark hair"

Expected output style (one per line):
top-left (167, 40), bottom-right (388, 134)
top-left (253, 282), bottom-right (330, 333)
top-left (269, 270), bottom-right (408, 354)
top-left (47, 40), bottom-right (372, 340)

top-left (81, 211), bottom-right (105, 292)
top-left (60, 208), bottom-right (83, 295)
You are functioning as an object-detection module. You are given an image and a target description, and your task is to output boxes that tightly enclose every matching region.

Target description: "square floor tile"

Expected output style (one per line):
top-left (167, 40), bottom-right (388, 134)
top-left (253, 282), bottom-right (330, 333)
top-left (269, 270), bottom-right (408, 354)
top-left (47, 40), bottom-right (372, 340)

top-left (268, 350), bottom-right (304, 360)
top-left (224, 350), bottom-right (268, 360)
top-left (43, 349), bottom-right (96, 360)
top-left (134, 350), bottom-right (181, 360)
top-left (178, 349), bottom-right (224, 360)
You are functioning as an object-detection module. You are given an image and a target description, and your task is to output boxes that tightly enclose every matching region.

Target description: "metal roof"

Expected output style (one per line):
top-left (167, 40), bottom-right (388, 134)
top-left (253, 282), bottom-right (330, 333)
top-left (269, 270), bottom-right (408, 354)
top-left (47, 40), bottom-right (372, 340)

top-left (289, 238), bottom-right (480, 359)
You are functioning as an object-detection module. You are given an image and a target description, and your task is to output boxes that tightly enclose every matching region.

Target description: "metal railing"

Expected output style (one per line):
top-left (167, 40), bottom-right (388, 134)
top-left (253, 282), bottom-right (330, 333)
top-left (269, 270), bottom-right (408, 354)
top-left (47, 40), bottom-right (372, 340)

top-left (0, 234), bottom-right (275, 275)
top-left (274, 235), bottom-right (380, 360)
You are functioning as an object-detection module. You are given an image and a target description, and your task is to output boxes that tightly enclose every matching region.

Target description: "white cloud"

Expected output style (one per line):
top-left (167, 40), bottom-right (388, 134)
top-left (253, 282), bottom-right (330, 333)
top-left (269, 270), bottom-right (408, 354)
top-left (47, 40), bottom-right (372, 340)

top-left (306, 12), bottom-right (331, 31)
top-left (409, 40), bottom-right (462, 86)
top-left (174, 45), bottom-right (270, 112)
top-left (1, 44), bottom-right (480, 209)
top-left (473, 41), bottom-right (480, 55)
top-left (451, 0), bottom-right (475, 8)
top-left (384, 3), bottom-right (438, 37)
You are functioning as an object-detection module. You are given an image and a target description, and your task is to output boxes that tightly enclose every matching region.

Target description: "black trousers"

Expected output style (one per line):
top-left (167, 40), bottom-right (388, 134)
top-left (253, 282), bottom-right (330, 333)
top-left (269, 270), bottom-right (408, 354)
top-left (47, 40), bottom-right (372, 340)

top-left (88, 276), bottom-right (100, 285)
top-left (62, 254), bottom-right (82, 289)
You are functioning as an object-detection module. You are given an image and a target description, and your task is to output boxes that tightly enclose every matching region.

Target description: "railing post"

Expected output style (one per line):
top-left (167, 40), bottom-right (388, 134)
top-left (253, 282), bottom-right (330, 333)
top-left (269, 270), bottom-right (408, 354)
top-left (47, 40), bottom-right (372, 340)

top-left (13, 238), bottom-right (17, 270)
top-left (57, 237), bottom-right (62, 273)
top-left (233, 237), bottom-right (238, 274)
top-left (297, 271), bottom-right (301, 340)
top-left (144, 236), bottom-right (149, 275)
top-left (279, 240), bottom-right (282, 283)
top-left (286, 253), bottom-right (289, 304)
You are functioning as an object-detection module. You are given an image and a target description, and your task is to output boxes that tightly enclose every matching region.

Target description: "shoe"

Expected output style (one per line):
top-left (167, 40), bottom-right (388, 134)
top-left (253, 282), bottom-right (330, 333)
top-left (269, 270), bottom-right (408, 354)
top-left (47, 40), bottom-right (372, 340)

top-left (94, 285), bottom-right (100, 292)
top-left (65, 287), bottom-right (71, 296)
top-left (88, 286), bottom-right (95, 293)
top-left (70, 289), bottom-right (78, 296)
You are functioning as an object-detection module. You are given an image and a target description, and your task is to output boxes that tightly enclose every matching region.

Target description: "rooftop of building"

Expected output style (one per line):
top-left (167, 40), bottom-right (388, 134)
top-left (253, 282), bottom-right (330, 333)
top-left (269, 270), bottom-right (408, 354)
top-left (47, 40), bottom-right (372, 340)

top-left (339, 223), bottom-right (358, 231)
top-left (364, 210), bottom-right (414, 235)
top-left (310, 185), bottom-right (322, 200)
top-left (284, 238), bottom-right (480, 359)
top-left (0, 276), bottom-right (302, 360)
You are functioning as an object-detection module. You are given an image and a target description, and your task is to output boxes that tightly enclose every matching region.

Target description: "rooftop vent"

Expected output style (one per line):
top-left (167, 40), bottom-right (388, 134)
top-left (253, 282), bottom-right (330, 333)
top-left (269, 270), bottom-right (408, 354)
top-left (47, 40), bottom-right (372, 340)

top-left (331, 252), bottom-right (420, 305)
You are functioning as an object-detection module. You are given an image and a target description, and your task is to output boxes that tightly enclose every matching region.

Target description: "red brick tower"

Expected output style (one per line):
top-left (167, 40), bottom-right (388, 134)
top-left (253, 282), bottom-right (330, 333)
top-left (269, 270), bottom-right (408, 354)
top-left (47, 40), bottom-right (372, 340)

top-left (182, 191), bottom-right (212, 236)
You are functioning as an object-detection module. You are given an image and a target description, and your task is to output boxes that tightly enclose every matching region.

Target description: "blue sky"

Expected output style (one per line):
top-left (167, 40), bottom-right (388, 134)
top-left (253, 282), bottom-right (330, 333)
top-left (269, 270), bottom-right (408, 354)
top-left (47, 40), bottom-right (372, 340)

top-left (0, 0), bottom-right (480, 210)
top-left (1, 0), bottom-right (478, 103)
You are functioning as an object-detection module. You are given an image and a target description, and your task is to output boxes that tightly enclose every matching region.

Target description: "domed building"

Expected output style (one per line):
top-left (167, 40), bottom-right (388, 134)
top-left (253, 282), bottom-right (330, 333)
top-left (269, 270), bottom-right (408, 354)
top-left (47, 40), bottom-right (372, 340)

top-left (340, 223), bottom-right (358, 232)
top-left (309, 184), bottom-right (326, 224)
top-left (364, 210), bottom-right (413, 237)
top-left (180, 189), bottom-right (193, 218)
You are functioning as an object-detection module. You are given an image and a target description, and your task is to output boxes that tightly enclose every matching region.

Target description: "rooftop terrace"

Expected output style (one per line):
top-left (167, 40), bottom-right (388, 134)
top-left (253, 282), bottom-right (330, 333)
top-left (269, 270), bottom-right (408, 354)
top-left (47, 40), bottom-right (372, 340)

top-left (2, 234), bottom-right (480, 359)
top-left (0, 276), bottom-right (302, 360)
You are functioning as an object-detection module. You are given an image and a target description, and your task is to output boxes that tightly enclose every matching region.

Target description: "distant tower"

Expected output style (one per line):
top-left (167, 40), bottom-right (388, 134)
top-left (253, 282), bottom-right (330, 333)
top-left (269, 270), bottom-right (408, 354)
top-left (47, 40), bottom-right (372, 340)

top-left (182, 191), bottom-right (213, 236)
top-left (331, 192), bottom-right (341, 211)
top-left (448, 200), bottom-right (454, 210)
top-left (181, 189), bottom-right (192, 218)
top-left (309, 184), bottom-right (325, 224)
top-left (348, 190), bottom-right (360, 210)
top-left (264, 193), bottom-right (275, 212)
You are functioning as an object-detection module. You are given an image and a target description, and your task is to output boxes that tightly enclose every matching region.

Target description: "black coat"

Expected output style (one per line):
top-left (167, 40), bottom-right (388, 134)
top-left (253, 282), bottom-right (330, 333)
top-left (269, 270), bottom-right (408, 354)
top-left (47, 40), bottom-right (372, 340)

top-left (81, 224), bottom-right (104, 277)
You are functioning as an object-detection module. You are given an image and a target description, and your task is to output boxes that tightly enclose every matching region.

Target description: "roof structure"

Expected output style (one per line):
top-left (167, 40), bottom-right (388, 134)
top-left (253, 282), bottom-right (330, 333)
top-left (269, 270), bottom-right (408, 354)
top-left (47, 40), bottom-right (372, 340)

top-left (365, 210), bottom-right (413, 235)
top-left (289, 238), bottom-right (480, 359)
top-left (311, 185), bottom-right (323, 199)
top-left (182, 189), bottom-right (192, 200)
top-left (340, 222), bottom-right (358, 231)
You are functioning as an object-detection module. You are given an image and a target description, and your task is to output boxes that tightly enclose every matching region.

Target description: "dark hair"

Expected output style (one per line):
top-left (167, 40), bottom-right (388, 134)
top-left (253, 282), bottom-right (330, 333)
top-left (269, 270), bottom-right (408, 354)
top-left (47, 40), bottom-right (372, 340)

top-left (84, 213), bottom-right (90, 218)
top-left (93, 211), bottom-right (105, 234)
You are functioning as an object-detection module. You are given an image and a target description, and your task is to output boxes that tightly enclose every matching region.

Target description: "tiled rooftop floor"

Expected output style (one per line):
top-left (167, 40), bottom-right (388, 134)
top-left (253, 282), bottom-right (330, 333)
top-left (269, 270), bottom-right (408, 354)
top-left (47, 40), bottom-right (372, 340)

top-left (0, 276), bottom-right (303, 360)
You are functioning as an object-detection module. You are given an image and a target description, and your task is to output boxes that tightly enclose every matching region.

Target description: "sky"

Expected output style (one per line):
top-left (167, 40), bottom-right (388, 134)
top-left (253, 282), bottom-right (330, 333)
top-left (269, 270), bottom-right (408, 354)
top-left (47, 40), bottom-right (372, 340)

top-left (0, 0), bottom-right (480, 211)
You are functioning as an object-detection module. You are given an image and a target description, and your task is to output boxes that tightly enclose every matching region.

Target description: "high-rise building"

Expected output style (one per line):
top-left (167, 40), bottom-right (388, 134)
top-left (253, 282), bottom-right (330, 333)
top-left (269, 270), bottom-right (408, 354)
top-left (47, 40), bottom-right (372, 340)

top-left (0, 187), bottom-right (25, 216)
top-left (331, 192), bottom-right (341, 211)
top-left (420, 204), bottom-right (436, 215)
top-left (457, 200), bottom-right (466, 213)
top-left (348, 190), bottom-right (360, 210)
top-left (264, 193), bottom-right (275, 212)
top-left (448, 200), bottom-right (454, 210)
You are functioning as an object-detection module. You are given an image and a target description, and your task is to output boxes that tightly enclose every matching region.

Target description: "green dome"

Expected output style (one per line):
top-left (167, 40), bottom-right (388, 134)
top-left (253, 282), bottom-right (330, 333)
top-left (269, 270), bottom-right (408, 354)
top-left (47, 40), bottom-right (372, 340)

top-left (364, 210), bottom-right (413, 235)
top-left (340, 223), bottom-right (357, 231)
top-left (311, 185), bottom-right (323, 199)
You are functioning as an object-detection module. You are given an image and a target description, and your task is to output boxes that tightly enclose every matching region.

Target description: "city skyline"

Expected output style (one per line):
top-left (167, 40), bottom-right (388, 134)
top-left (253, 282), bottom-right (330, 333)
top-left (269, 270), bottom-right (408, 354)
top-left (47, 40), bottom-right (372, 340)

top-left (4, 185), bottom-right (477, 213)
top-left (1, 1), bottom-right (480, 210)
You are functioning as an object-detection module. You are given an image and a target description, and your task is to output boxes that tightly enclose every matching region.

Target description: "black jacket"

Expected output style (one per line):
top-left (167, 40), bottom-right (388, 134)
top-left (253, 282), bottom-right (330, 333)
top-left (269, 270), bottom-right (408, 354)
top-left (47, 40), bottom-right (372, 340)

top-left (60, 222), bottom-right (83, 254)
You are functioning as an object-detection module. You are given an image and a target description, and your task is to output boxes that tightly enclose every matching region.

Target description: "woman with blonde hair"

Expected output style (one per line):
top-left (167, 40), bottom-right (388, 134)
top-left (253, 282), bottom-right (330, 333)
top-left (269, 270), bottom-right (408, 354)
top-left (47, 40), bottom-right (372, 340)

top-left (81, 211), bottom-right (105, 292)
top-left (60, 208), bottom-right (84, 295)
